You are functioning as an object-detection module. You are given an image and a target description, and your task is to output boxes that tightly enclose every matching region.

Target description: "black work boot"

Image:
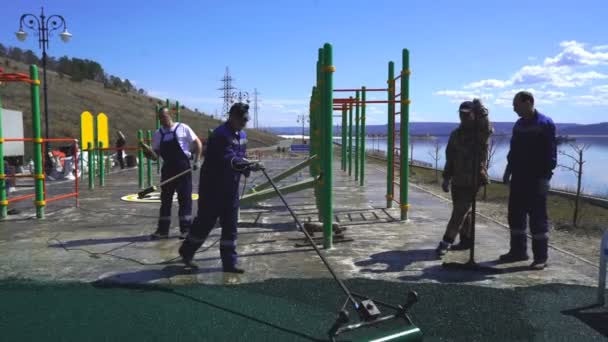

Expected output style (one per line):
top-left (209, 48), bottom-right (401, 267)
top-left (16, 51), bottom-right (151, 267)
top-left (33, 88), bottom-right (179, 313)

top-left (178, 243), bottom-right (198, 269)
top-left (450, 237), bottom-right (472, 251)
top-left (223, 266), bottom-right (245, 274)
top-left (435, 241), bottom-right (449, 257)
top-left (498, 251), bottom-right (529, 263)
top-left (150, 230), bottom-right (169, 240)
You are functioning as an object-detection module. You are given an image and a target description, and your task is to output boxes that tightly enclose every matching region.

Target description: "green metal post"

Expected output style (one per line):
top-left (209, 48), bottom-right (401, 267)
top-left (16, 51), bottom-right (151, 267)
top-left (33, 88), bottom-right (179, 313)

top-left (387, 61), bottom-right (395, 208)
top-left (315, 49), bottom-right (324, 222)
top-left (322, 43), bottom-right (334, 249)
top-left (30, 65), bottom-right (45, 218)
top-left (360, 86), bottom-right (366, 186)
top-left (0, 100), bottom-right (7, 219)
top-left (146, 130), bottom-right (153, 187)
top-left (138, 129), bottom-right (144, 189)
top-left (400, 49), bottom-right (411, 221)
top-left (355, 90), bottom-right (360, 181)
top-left (88, 142), bottom-right (94, 190)
top-left (348, 97), bottom-right (353, 177)
top-left (98, 141), bottom-right (105, 187)
top-left (341, 105), bottom-right (347, 171)
top-left (176, 100), bottom-right (180, 122)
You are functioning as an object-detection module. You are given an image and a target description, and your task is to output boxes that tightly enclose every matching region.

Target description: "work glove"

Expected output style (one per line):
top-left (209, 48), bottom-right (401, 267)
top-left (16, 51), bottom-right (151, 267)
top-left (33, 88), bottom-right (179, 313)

top-left (441, 178), bottom-right (450, 193)
top-left (248, 161), bottom-right (265, 172)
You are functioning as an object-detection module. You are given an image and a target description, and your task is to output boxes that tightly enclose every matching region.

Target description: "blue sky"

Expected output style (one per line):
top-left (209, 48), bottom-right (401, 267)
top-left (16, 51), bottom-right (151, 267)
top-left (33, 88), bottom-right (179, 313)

top-left (2, 0), bottom-right (608, 127)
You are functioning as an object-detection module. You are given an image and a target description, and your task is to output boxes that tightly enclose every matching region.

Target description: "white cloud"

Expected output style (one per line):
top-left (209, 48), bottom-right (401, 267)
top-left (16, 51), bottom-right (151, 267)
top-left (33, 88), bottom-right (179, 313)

top-left (438, 41), bottom-right (608, 107)
top-left (572, 84), bottom-right (608, 106)
top-left (464, 79), bottom-right (510, 89)
top-left (544, 41), bottom-right (608, 67)
top-left (434, 90), bottom-right (493, 103)
top-left (591, 84), bottom-right (608, 93)
top-left (492, 88), bottom-right (567, 107)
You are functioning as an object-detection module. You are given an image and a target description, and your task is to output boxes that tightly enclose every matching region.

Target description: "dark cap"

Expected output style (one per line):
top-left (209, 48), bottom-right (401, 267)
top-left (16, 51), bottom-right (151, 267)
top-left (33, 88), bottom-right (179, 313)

top-left (229, 103), bottom-right (250, 121)
top-left (459, 101), bottom-right (474, 113)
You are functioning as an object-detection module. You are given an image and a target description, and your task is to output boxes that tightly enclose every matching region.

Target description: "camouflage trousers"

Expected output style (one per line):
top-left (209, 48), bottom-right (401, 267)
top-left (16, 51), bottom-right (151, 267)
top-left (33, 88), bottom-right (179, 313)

top-left (441, 184), bottom-right (479, 244)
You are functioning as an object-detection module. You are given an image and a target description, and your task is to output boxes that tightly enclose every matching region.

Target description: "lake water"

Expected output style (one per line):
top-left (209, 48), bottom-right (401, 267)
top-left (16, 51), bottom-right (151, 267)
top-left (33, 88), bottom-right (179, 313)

top-left (361, 135), bottom-right (608, 197)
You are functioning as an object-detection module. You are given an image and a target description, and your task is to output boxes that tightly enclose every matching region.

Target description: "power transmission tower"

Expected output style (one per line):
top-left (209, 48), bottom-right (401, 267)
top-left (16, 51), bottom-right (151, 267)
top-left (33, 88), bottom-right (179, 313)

top-left (218, 67), bottom-right (236, 119)
top-left (253, 88), bottom-right (260, 129)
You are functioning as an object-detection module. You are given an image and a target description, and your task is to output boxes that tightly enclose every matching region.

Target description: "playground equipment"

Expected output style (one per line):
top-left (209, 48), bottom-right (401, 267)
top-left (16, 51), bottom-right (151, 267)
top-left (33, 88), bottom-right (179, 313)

top-left (309, 44), bottom-right (412, 248)
top-left (258, 165), bottom-right (422, 342)
top-left (332, 51), bottom-right (411, 221)
top-left (0, 66), bottom-right (79, 219)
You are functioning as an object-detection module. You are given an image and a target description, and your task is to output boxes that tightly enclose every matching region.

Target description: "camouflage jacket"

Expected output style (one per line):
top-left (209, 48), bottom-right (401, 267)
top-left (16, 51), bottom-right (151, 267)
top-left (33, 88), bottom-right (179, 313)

top-left (442, 114), bottom-right (492, 187)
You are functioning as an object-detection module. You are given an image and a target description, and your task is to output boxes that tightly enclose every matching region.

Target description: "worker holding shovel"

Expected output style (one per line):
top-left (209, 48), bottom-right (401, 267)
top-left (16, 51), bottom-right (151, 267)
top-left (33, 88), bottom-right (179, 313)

top-left (141, 106), bottom-right (202, 240)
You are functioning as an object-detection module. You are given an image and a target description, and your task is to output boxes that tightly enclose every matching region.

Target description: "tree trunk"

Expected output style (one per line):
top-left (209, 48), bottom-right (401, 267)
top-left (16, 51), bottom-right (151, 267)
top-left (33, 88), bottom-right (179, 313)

top-left (573, 149), bottom-right (583, 227)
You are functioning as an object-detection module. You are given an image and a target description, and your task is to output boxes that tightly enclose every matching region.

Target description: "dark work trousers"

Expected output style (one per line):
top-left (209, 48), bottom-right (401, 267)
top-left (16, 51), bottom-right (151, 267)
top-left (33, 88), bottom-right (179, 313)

top-left (157, 126), bottom-right (192, 234)
top-left (181, 199), bottom-right (239, 268)
top-left (116, 148), bottom-right (125, 169)
top-left (442, 185), bottom-right (476, 244)
top-left (507, 177), bottom-right (549, 261)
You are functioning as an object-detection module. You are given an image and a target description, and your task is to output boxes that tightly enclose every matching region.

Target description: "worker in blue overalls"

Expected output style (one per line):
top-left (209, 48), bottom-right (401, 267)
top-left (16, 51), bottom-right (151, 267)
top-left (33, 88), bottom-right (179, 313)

top-left (179, 102), bottom-right (262, 273)
top-left (500, 91), bottom-right (557, 270)
top-left (148, 106), bottom-right (202, 240)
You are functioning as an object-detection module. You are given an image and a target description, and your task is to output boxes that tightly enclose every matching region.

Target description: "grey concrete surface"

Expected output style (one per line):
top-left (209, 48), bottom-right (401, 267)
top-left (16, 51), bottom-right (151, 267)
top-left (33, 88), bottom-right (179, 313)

top-left (0, 155), bottom-right (601, 290)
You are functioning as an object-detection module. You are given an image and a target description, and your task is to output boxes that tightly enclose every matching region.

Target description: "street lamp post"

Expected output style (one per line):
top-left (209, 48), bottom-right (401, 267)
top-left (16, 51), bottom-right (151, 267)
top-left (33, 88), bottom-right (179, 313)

top-left (16, 7), bottom-right (71, 149)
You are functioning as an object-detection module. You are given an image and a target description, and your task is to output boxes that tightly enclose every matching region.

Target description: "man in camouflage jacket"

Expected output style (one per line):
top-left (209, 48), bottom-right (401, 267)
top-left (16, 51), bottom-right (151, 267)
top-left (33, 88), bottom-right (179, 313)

top-left (435, 99), bottom-right (492, 256)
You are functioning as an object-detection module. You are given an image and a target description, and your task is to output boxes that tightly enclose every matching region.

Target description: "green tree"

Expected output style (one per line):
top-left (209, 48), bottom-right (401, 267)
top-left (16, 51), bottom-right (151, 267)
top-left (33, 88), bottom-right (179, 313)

top-left (7, 47), bottom-right (24, 61)
top-left (23, 50), bottom-right (39, 65)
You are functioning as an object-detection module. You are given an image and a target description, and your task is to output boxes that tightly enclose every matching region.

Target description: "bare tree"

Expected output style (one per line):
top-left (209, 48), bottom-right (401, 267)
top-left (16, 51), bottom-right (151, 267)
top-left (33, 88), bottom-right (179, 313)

top-left (483, 136), bottom-right (503, 200)
top-left (428, 140), bottom-right (442, 184)
top-left (558, 143), bottom-right (590, 227)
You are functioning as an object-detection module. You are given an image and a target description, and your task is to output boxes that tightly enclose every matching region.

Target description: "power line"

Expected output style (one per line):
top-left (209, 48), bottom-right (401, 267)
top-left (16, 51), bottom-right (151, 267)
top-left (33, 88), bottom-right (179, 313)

top-left (218, 67), bottom-right (236, 119)
top-left (253, 88), bottom-right (260, 129)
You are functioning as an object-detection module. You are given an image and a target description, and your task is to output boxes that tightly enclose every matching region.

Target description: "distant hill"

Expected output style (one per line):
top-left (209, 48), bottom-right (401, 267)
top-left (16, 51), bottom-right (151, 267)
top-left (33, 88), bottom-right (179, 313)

top-left (0, 56), bottom-right (279, 149)
top-left (559, 122), bottom-right (608, 135)
top-left (270, 122), bottom-right (581, 136)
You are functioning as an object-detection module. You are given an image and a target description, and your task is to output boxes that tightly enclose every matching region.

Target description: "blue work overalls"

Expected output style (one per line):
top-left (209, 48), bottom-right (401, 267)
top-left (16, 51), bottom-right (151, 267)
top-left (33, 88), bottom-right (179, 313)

top-left (506, 111), bottom-right (556, 261)
top-left (181, 122), bottom-right (248, 268)
top-left (157, 123), bottom-right (193, 234)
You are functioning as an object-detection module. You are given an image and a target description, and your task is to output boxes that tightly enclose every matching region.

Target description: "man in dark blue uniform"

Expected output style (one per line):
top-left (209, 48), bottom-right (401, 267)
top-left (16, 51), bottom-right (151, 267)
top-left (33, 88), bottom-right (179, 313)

top-left (178, 103), bottom-right (262, 273)
top-left (147, 107), bottom-right (202, 240)
top-left (500, 91), bottom-right (557, 270)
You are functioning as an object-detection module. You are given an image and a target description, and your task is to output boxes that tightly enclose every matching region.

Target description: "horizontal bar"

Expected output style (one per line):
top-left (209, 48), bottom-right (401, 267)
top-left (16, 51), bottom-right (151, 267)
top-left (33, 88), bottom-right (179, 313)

top-left (3, 138), bottom-right (34, 142)
top-left (46, 193), bottom-right (78, 203)
top-left (394, 74), bottom-right (402, 80)
top-left (248, 155), bottom-right (317, 193)
top-left (395, 93), bottom-right (401, 98)
top-left (333, 88), bottom-right (388, 92)
top-left (7, 193), bottom-right (35, 203)
top-left (334, 99), bottom-right (401, 104)
top-left (9, 174), bottom-right (33, 178)
top-left (44, 138), bottom-right (78, 143)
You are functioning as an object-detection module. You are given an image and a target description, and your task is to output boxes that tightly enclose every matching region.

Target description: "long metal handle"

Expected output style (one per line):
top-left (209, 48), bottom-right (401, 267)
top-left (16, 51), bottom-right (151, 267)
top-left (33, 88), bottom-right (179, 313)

top-left (158, 168), bottom-right (193, 187)
top-left (260, 167), bottom-right (359, 309)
